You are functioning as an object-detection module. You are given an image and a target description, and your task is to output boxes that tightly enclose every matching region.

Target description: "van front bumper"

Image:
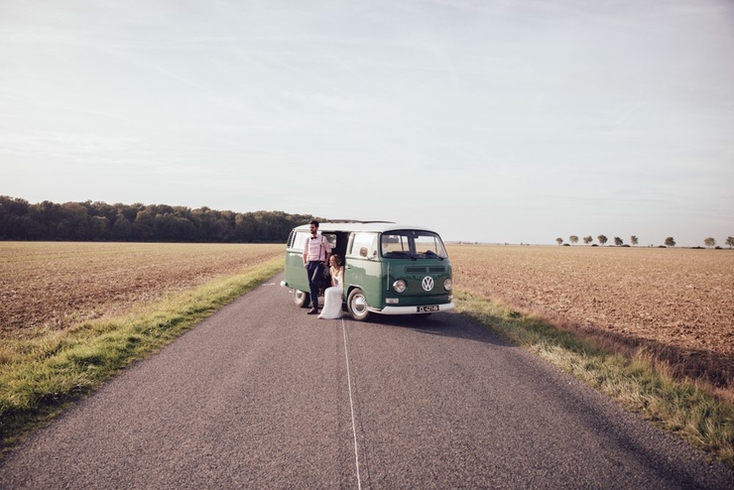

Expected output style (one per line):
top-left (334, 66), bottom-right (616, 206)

top-left (372, 302), bottom-right (455, 315)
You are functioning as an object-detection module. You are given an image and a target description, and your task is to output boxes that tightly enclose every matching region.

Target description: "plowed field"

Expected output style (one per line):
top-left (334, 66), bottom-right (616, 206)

top-left (3, 242), bottom-right (732, 396)
top-left (448, 244), bottom-right (734, 395)
top-left (0, 242), bottom-right (283, 338)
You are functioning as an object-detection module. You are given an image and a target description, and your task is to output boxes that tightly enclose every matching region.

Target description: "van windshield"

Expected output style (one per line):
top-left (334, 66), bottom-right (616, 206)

top-left (380, 230), bottom-right (448, 259)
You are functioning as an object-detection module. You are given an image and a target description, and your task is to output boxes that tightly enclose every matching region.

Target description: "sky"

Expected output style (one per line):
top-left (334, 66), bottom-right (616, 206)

top-left (1, 0), bottom-right (733, 246)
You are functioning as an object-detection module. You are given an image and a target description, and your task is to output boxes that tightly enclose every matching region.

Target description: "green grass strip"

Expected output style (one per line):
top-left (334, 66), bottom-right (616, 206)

top-left (454, 288), bottom-right (734, 468)
top-left (0, 258), bottom-right (284, 453)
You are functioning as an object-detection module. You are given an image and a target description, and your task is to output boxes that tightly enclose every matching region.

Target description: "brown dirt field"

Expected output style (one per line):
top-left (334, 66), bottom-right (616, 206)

top-left (0, 242), bottom-right (283, 339)
top-left (3, 242), bottom-right (731, 393)
top-left (448, 244), bottom-right (734, 394)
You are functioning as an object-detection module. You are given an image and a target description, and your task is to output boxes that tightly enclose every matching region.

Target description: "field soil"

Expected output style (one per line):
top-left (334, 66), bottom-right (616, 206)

top-left (0, 242), bottom-right (283, 338)
top-left (448, 245), bottom-right (734, 396)
top-left (3, 242), bottom-right (732, 397)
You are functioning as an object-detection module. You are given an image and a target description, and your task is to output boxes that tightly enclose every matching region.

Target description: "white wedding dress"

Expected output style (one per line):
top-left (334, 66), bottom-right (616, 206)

top-left (319, 267), bottom-right (344, 319)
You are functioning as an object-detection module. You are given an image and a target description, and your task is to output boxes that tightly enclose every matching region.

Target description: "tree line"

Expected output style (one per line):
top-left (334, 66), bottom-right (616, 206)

top-left (556, 234), bottom-right (734, 249)
top-left (0, 196), bottom-right (317, 243)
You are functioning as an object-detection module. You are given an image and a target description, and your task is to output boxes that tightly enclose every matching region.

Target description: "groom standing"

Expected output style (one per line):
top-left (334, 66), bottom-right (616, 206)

top-left (302, 220), bottom-right (332, 314)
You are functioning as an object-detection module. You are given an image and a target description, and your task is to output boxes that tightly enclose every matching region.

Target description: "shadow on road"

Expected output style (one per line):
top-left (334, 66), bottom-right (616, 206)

top-left (351, 311), bottom-right (512, 347)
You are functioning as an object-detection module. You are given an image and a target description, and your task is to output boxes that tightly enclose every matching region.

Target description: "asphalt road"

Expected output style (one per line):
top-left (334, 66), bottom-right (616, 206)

top-left (1, 272), bottom-right (732, 489)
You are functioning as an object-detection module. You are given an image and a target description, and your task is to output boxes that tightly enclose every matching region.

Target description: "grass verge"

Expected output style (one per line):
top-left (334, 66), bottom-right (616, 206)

top-left (0, 257), bottom-right (284, 454)
top-left (454, 288), bottom-right (734, 469)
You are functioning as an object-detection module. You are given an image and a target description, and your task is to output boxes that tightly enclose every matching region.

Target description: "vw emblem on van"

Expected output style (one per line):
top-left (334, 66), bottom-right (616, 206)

top-left (422, 276), bottom-right (435, 292)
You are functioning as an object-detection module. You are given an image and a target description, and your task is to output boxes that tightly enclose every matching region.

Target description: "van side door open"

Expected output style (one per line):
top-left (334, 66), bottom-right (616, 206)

top-left (282, 221), bottom-right (454, 321)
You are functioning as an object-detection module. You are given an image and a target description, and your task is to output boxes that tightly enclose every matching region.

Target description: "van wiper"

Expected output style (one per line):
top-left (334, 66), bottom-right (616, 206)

top-left (385, 251), bottom-right (418, 261)
top-left (423, 250), bottom-right (444, 260)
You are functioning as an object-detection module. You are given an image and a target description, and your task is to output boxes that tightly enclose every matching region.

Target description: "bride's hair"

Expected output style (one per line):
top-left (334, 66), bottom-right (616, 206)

top-left (331, 254), bottom-right (344, 267)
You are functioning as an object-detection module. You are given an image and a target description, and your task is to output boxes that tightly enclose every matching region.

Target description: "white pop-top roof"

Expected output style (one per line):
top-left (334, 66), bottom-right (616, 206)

top-left (293, 220), bottom-right (438, 234)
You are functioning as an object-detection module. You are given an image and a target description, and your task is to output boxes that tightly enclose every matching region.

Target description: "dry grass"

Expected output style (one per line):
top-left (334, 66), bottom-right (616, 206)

top-left (0, 242), bottom-right (284, 451)
top-left (0, 242), bottom-right (283, 339)
top-left (448, 244), bottom-right (734, 401)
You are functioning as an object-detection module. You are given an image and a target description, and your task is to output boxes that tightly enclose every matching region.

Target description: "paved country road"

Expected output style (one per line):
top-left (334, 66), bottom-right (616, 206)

top-left (1, 273), bottom-right (732, 489)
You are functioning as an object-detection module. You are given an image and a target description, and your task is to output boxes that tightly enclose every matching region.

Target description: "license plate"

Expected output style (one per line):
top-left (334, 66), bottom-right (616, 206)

top-left (416, 305), bottom-right (440, 313)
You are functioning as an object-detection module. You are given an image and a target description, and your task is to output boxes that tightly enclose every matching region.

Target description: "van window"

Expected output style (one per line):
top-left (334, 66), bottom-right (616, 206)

top-left (349, 232), bottom-right (378, 258)
top-left (291, 231), bottom-right (309, 251)
top-left (291, 231), bottom-right (336, 253)
top-left (381, 230), bottom-right (448, 258)
top-left (414, 233), bottom-right (447, 257)
top-left (323, 233), bottom-right (337, 249)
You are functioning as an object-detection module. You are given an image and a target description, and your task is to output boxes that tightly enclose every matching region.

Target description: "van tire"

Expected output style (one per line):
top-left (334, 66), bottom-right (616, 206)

top-left (293, 289), bottom-right (310, 308)
top-left (347, 288), bottom-right (370, 321)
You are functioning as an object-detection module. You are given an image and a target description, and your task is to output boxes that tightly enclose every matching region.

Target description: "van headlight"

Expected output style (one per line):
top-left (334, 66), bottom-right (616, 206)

top-left (443, 278), bottom-right (452, 291)
top-left (393, 279), bottom-right (407, 294)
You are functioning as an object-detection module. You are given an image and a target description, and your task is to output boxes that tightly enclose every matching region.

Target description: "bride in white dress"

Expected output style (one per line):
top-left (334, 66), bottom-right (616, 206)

top-left (318, 254), bottom-right (344, 319)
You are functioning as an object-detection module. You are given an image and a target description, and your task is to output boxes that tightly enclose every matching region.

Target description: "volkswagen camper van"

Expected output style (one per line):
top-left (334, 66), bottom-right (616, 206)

top-left (281, 221), bottom-right (454, 321)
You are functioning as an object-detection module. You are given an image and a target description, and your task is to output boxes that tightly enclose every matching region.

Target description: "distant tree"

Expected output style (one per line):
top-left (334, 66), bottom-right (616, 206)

top-left (57, 202), bottom-right (90, 240)
top-left (120, 203), bottom-right (140, 223)
top-left (630, 235), bottom-right (638, 246)
top-left (133, 210), bottom-right (155, 241)
top-left (569, 235), bottom-right (579, 245)
top-left (704, 237), bottom-right (716, 248)
top-left (34, 200), bottom-right (61, 239)
top-left (211, 218), bottom-right (230, 241)
top-left (0, 196), bottom-right (33, 239)
top-left (597, 235), bottom-right (608, 245)
top-left (90, 215), bottom-right (110, 241)
top-left (21, 208), bottom-right (47, 239)
top-left (556, 237), bottom-right (564, 245)
top-left (154, 213), bottom-right (176, 241)
top-left (0, 196), bottom-right (314, 243)
top-left (235, 214), bottom-right (256, 242)
top-left (192, 207), bottom-right (218, 241)
top-left (665, 237), bottom-right (676, 247)
top-left (614, 236), bottom-right (623, 246)
top-left (727, 237), bottom-right (734, 249)
top-left (0, 196), bottom-right (30, 239)
top-left (111, 213), bottom-right (132, 240)
top-left (171, 216), bottom-right (196, 241)
top-left (582, 235), bottom-right (592, 245)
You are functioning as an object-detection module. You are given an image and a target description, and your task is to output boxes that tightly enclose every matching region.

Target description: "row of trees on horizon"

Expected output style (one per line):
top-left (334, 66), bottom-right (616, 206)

top-left (3, 196), bottom-right (731, 248)
top-left (555, 234), bottom-right (734, 249)
top-left (0, 196), bottom-right (318, 243)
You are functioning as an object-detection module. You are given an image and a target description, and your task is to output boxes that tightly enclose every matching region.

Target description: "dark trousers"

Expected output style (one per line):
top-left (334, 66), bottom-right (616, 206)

top-left (306, 261), bottom-right (324, 309)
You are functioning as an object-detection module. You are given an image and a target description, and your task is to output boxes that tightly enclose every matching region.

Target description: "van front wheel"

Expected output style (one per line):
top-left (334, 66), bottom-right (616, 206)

top-left (293, 289), bottom-right (310, 308)
top-left (347, 288), bottom-right (370, 321)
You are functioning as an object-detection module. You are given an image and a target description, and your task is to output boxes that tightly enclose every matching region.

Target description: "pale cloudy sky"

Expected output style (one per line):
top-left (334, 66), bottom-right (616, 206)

top-left (1, 0), bottom-right (733, 246)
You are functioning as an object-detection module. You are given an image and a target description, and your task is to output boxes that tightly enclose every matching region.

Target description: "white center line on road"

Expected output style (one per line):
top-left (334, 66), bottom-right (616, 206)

top-left (342, 319), bottom-right (362, 490)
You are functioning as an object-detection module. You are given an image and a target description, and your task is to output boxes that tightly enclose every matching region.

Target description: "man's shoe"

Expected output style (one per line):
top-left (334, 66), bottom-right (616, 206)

top-left (307, 308), bottom-right (318, 315)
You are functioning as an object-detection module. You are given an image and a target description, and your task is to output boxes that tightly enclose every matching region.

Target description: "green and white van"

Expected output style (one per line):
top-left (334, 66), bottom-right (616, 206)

top-left (281, 220), bottom-right (454, 321)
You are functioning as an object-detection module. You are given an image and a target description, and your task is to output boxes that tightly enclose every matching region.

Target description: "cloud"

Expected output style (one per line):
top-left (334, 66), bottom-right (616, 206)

top-left (282, 90), bottom-right (357, 111)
